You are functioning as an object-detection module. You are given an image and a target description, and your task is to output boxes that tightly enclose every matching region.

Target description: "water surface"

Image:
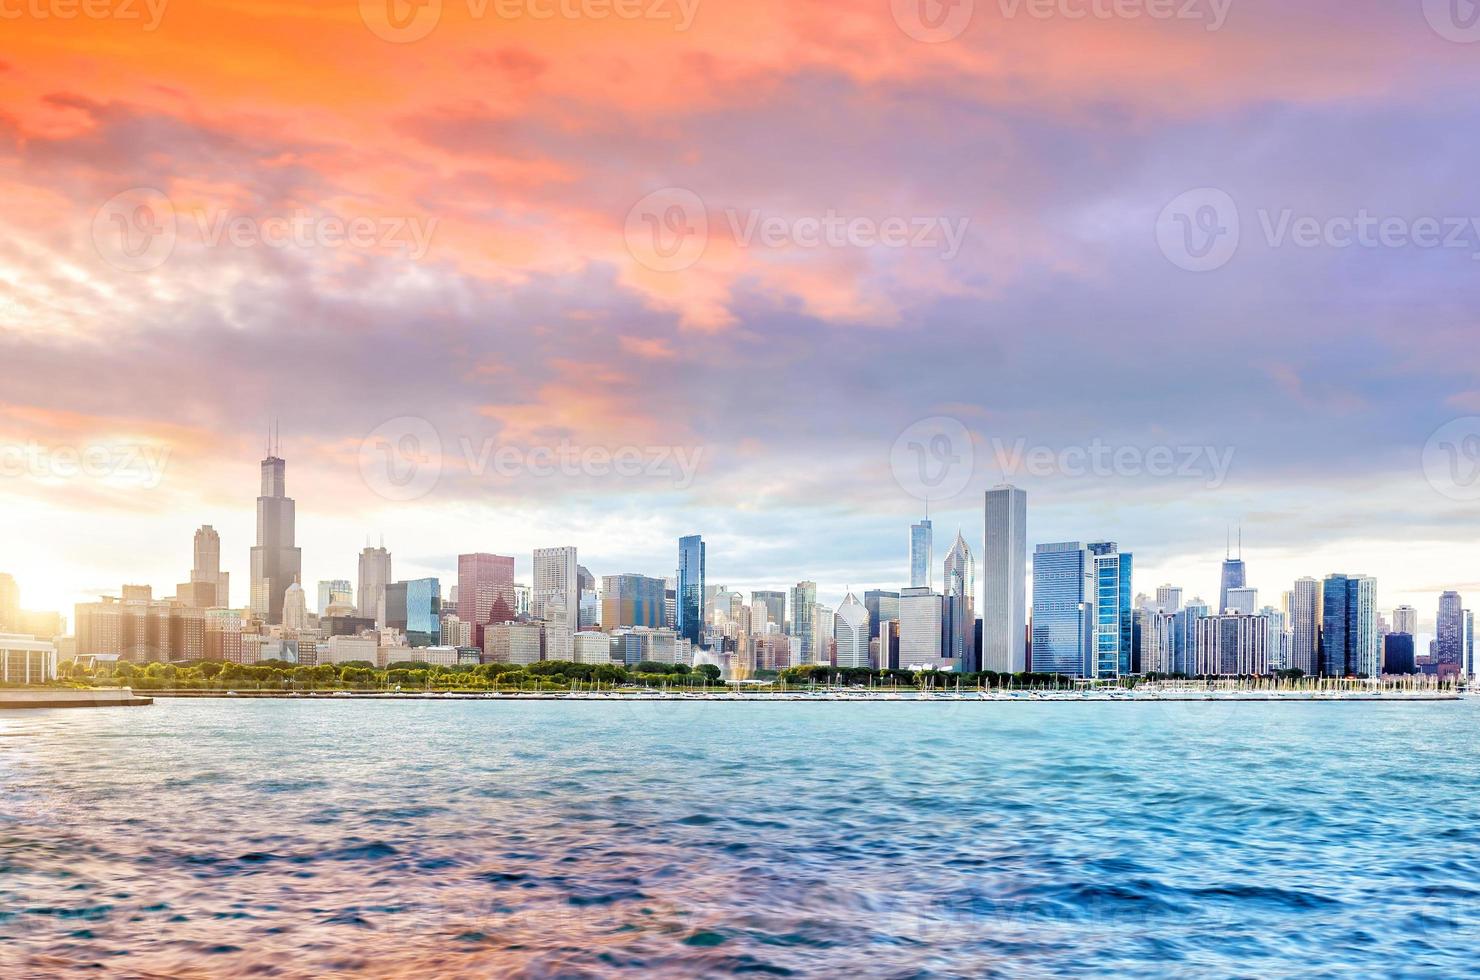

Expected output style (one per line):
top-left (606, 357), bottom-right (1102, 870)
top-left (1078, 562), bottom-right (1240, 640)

top-left (2, 698), bottom-right (1478, 977)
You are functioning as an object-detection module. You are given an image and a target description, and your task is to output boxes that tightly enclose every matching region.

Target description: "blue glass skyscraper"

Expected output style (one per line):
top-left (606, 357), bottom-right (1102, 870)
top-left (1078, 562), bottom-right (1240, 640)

top-left (677, 535), bottom-right (705, 647)
top-left (1031, 542), bottom-right (1093, 677)
top-left (1089, 542), bottom-right (1133, 679)
top-left (910, 518), bottom-right (932, 590)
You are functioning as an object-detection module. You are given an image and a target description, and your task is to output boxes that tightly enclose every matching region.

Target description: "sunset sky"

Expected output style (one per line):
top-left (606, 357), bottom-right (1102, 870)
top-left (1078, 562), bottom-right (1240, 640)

top-left (3, 0), bottom-right (1479, 627)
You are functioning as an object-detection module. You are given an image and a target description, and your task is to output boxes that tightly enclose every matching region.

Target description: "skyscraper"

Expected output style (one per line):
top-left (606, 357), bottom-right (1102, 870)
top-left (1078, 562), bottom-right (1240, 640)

top-left (1392, 605), bottom-right (1419, 637)
top-left (457, 553), bottom-right (517, 627)
top-left (1288, 577), bottom-right (1322, 676)
top-left (788, 580), bottom-right (817, 663)
top-left (282, 580), bottom-right (309, 630)
top-left (1137, 607), bottom-right (1175, 675)
top-left (1260, 605), bottom-right (1291, 671)
top-left (864, 590), bottom-right (899, 640)
top-left (1219, 533), bottom-right (1246, 615)
top-left (1383, 633), bottom-right (1417, 675)
top-left (982, 485), bottom-right (1027, 673)
top-left (751, 590), bottom-right (786, 630)
top-left (1195, 614), bottom-right (1269, 676)
top-left (249, 445), bottom-right (301, 625)
top-left (677, 535), bottom-right (705, 647)
top-left (190, 525), bottom-right (229, 608)
top-left (533, 547), bottom-right (579, 645)
top-left (1437, 591), bottom-right (1464, 674)
top-left (1225, 586), bottom-right (1258, 615)
top-left (834, 593), bottom-right (869, 668)
top-left (385, 577), bottom-right (441, 647)
top-left (1321, 574), bottom-right (1377, 677)
top-left (357, 545), bottom-right (392, 627)
top-left (1466, 609), bottom-right (1476, 678)
top-left (898, 586), bottom-right (944, 668)
top-left (1154, 585), bottom-right (1183, 614)
top-left (317, 579), bottom-right (352, 614)
top-left (910, 517), bottom-right (933, 590)
top-left (1031, 542), bottom-right (1093, 677)
top-left (1172, 598), bottom-right (1210, 675)
top-left (1089, 542), bottom-right (1133, 679)
top-left (943, 531), bottom-right (976, 671)
top-left (603, 574), bottom-right (666, 629)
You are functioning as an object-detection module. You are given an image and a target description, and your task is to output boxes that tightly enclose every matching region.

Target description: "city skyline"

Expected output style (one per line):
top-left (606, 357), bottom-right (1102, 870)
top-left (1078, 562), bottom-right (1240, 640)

top-left (13, 444), bottom-right (1473, 682)
top-left (3, 439), bottom-right (1474, 652)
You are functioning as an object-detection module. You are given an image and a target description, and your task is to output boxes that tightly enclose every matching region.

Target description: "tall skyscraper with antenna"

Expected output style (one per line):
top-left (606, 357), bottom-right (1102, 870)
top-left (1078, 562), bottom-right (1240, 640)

top-left (249, 423), bottom-right (301, 625)
top-left (358, 541), bottom-right (392, 627)
top-left (1218, 528), bottom-right (1246, 615)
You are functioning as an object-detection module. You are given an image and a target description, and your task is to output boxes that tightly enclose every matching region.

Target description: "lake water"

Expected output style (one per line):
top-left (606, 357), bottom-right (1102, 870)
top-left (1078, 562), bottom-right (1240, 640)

top-left (2, 698), bottom-right (1479, 977)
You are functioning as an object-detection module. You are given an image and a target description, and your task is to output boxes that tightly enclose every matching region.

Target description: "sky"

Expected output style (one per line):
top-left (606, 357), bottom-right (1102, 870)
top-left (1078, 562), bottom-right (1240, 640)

top-left (2, 0), bottom-right (1479, 631)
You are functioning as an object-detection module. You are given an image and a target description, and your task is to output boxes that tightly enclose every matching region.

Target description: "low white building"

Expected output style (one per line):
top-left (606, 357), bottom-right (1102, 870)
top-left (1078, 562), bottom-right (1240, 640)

top-left (574, 632), bottom-right (610, 665)
top-left (0, 633), bottom-right (58, 683)
top-left (486, 622), bottom-right (543, 665)
top-left (318, 635), bottom-right (379, 666)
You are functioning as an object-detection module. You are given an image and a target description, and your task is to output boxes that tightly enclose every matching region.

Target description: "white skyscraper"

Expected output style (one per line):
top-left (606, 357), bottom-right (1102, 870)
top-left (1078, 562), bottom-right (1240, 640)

top-left (834, 593), bottom-right (869, 668)
top-left (1225, 586), bottom-right (1259, 615)
top-left (898, 586), bottom-right (945, 668)
top-left (282, 579), bottom-right (309, 631)
top-left (191, 525), bottom-right (229, 608)
top-left (533, 546), bottom-right (579, 644)
top-left (1288, 577), bottom-right (1322, 676)
top-left (357, 545), bottom-right (392, 627)
top-left (1392, 605), bottom-right (1419, 637)
top-left (943, 531), bottom-right (976, 669)
top-left (1155, 585), bottom-right (1183, 614)
top-left (1260, 605), bottom-right (1291, 671)
top-left (982, 485), bottom-right (1027, 673)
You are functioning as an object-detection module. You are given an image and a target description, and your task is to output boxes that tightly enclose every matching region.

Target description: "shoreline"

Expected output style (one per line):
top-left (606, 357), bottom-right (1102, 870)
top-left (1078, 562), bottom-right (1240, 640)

top-left (136, 689), bottom-right (1465, 703)
top-left (0, 688), bottom-right (152, 709)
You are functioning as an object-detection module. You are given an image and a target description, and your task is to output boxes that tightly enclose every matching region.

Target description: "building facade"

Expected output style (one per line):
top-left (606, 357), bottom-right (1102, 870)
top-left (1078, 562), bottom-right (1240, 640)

top-left (982, 485), bottom-right (1028, 674)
